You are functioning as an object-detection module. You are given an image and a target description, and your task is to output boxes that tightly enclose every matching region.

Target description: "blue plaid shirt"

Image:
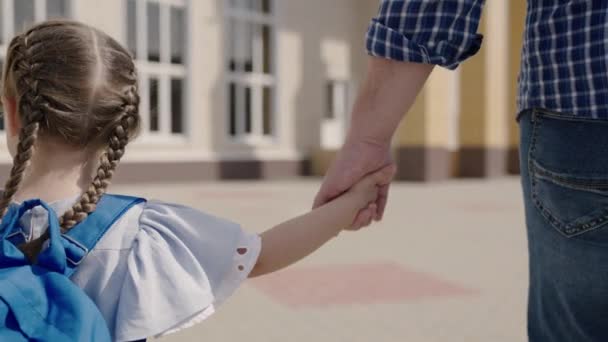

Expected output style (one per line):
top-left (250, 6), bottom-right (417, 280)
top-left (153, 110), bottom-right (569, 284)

top-left (366, 0), bottom-right (608, 118)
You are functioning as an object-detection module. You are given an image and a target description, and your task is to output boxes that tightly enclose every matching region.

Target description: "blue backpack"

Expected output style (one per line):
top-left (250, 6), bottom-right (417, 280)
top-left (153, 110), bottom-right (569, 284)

top-left (0, 194), bottom-right (144, 341)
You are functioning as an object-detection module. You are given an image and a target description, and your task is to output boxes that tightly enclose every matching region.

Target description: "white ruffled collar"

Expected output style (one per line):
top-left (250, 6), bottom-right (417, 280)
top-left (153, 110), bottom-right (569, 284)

top-left (10, 195), bottom-right (80, 242)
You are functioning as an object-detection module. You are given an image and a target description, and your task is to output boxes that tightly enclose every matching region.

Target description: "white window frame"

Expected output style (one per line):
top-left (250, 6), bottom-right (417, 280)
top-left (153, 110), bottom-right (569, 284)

top-left (0, 0), bottom-right (73, 132)
top-left (225, 0), bottom-right (277, 145)
top-left (321, 79), bottom-right (354, 150)
top-left (126, 0), bottom-right (189, 144)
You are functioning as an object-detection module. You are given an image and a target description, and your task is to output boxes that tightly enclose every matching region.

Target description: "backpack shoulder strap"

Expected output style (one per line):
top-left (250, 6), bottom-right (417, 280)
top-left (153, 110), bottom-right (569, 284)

top-left (63, 194), bottom-right (145, 277)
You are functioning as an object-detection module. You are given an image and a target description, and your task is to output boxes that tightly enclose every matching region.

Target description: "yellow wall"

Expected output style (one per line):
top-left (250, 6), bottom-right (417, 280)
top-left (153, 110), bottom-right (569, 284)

top-left (459, 1), bottom-right (510, 149)
top-left (389, 0), bottom-right (527, 178)
top-left (509, 1), bottom-right (527, 148)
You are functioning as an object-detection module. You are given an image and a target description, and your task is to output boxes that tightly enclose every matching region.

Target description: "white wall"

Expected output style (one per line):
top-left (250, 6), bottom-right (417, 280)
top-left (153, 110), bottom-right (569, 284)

top-left (72, 0), bottom-right (123, 39)
top-left (271, 0), bottom-right (373, 156)
top-left (72, 0), bottom-right (217, 163)
top-left (0, 0), bottom-right (379, 174)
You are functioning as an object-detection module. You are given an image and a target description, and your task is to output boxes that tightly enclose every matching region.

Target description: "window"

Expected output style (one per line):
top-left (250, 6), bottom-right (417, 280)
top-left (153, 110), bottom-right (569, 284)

top-left (321, 80), bottom-right (352, 149)
top-left (326, 81), bottom-right (350, 120)
top-left (0, 0), bottom-right (71, 130)
top-left (126, 0), bottom-right (187, 138)
top-left (226, 0), bottom-right (275, 140)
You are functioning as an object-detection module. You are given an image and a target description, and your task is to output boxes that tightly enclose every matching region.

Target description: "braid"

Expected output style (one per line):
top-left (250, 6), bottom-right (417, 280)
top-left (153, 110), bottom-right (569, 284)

top-left (60, 83), bottom-right (139, 230)
top-left (0, 122), bottom-right (39, 216)
top-left (0, 32), bottom-right (46, 216)
top-left (1, 23), bottom-right (141, 260)
top-left (18, 83), bottom-right (138, 260)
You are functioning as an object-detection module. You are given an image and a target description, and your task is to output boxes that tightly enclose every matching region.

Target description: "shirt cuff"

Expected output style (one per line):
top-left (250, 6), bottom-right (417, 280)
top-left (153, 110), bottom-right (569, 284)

top-left (365, 19), bottom-right (483, 70)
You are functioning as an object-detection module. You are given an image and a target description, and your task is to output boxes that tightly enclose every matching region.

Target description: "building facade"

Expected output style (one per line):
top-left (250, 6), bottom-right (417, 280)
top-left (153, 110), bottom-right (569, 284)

top-left (0, 0), bottom-right (525, 183)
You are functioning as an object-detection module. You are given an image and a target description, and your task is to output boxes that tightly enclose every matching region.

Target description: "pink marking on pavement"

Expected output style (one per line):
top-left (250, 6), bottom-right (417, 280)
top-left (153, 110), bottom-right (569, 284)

top-left (250, 262), bottom-right (476, 309)
top-left (198, 191), bottom-right (279, 199)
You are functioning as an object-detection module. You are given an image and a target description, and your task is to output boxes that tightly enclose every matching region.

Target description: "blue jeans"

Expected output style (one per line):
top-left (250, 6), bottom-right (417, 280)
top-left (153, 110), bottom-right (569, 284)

top-left (520, 109), bottom-right (608, 341)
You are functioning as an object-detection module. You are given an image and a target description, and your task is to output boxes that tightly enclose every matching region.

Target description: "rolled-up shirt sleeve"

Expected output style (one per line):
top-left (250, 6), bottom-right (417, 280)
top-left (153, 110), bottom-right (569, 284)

top-left (366, 0), bottom-right (485, 70)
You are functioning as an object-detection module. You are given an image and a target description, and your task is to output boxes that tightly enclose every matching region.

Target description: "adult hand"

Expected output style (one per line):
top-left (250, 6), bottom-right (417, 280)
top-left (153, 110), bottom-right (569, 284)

top-left (313, 139), bottom-right (395, 230)
top-left (313, 56), bottom-right (433, 230)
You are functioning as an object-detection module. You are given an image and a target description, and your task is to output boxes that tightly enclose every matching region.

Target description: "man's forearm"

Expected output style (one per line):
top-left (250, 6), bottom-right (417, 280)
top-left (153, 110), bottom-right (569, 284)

top-left (347, 56), bottom-right (434, 147)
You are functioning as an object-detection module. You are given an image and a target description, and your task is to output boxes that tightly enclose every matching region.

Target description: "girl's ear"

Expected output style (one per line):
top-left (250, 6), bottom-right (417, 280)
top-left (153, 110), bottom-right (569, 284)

top-left (3, 96), bottom-right (20, 137)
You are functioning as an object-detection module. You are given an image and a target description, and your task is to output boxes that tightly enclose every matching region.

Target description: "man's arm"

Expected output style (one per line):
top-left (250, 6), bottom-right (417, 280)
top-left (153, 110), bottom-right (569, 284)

top-left (315, 0), bottom-right (486, 228)
top-left (348, 58), bottom-right (433, 149)
top-left (313, 57), bottom-right (432, 224)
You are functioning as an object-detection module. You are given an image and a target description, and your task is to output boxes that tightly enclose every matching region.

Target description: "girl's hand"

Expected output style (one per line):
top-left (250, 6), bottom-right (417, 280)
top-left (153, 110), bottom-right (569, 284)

top-left (251, 164), bottom-right (396, 277)
top-left (344, 164), bottom-right (396, 230)
top-left (313, 140), bottom-right (394, 227)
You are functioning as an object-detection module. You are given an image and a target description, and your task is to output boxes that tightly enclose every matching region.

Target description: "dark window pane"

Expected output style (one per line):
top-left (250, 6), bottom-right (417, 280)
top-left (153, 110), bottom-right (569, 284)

top-left (228, 82), bottom-right (237, 135)
top-left (0, 85), bottom-right (4, 130)
top-left (149, 78), bottom-right (159, 131)
top-left (261, 0), bottom-right (271, 13)
top-left (171, 78), bottom-right (183, 133)
top-left (230, 21), bottom-right (253, 72)
top-left (0, 60), bottom-right (4, 130)
top-left (263, 86), bottom-right (272, 135)
top-left (227, 18), bottom-right (236, 71)
top-left (0, 0), bottom-right (4, 46)
top-left (326, 82), bottom-right (334, 119)
top-left (47, 0), bottom-right (69, 18)
top-left (15, 0), bottom-right (34, 34)
top-left (147, 2), bottom-right (160, 62)
top-left (242, 23), bottom-right (253, 72)
top-left (262, 25), bottom-right (272, 74)
top-left (249, 0), bottom-right (271, 13)
top-left (170, 6), bottom-right (185, 64)
top-left (127, 0), bottom-right (137, 58)
top-left (244, 87), bottom-right (251, 133)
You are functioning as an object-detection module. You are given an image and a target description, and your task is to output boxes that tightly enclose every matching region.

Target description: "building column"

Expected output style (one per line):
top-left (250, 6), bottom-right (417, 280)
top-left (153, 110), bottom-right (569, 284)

top-left (508, 0), bottom-right (527, 174)
top-left (458, 0), bottom-right (510, 177)
top-left (393, 67), bottom-right (457, 181)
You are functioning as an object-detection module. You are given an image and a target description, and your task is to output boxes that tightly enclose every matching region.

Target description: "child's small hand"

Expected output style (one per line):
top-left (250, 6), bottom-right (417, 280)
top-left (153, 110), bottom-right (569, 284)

top-left (345, 165), bottom-right (396, 230)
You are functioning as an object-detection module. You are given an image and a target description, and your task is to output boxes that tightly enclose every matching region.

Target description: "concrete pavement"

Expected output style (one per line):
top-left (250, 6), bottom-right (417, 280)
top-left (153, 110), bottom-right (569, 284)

top-left (115, 177), bottom-right (528, 342)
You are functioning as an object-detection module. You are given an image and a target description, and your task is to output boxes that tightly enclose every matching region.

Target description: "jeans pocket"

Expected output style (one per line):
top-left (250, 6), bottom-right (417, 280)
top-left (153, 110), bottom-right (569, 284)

top-left (528, 109), bottom-right (608, 238)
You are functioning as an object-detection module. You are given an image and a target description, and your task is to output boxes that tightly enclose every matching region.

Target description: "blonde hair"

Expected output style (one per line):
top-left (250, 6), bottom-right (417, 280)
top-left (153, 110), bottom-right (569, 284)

top-left (0, 20), bottom-right (140, 259)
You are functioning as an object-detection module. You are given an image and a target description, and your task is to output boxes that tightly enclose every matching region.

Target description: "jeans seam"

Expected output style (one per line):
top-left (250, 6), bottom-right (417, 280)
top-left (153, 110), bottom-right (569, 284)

top-left (529, 112), bottom-right (573, 236)
top-left (527, 112), bottom-right (567, 234)
top-left (532, 162), bottom-right (608, 192)
top-left (528, 110), bottom-right (608, 237)
top-left (531, 170), bottom-right (608, 237)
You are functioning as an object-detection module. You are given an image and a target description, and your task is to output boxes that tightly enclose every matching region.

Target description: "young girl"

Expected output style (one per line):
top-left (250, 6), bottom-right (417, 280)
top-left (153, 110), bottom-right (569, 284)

top-left (0, 20), bottom-right (395, 341)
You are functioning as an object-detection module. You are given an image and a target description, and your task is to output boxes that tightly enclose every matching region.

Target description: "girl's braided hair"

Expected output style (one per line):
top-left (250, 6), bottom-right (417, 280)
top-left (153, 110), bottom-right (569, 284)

top-left (0, 20), bottom-right (140, 259)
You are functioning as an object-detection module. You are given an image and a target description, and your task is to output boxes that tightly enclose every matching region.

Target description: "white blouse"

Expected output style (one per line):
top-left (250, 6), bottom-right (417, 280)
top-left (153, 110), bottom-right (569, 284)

top-left (16, 197), bottom-right (261, 342)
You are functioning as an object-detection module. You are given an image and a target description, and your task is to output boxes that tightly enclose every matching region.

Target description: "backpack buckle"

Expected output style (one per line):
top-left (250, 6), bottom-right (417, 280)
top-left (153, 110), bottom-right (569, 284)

top-left (61, 234), bottom-right (89, 266)
top-left (6, 230), bottom-right (27, 246)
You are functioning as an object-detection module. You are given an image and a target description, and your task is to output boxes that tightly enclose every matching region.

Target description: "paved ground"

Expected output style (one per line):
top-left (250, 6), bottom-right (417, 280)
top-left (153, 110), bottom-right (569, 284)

top-left (115, 177), bottom-right (528, 342)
